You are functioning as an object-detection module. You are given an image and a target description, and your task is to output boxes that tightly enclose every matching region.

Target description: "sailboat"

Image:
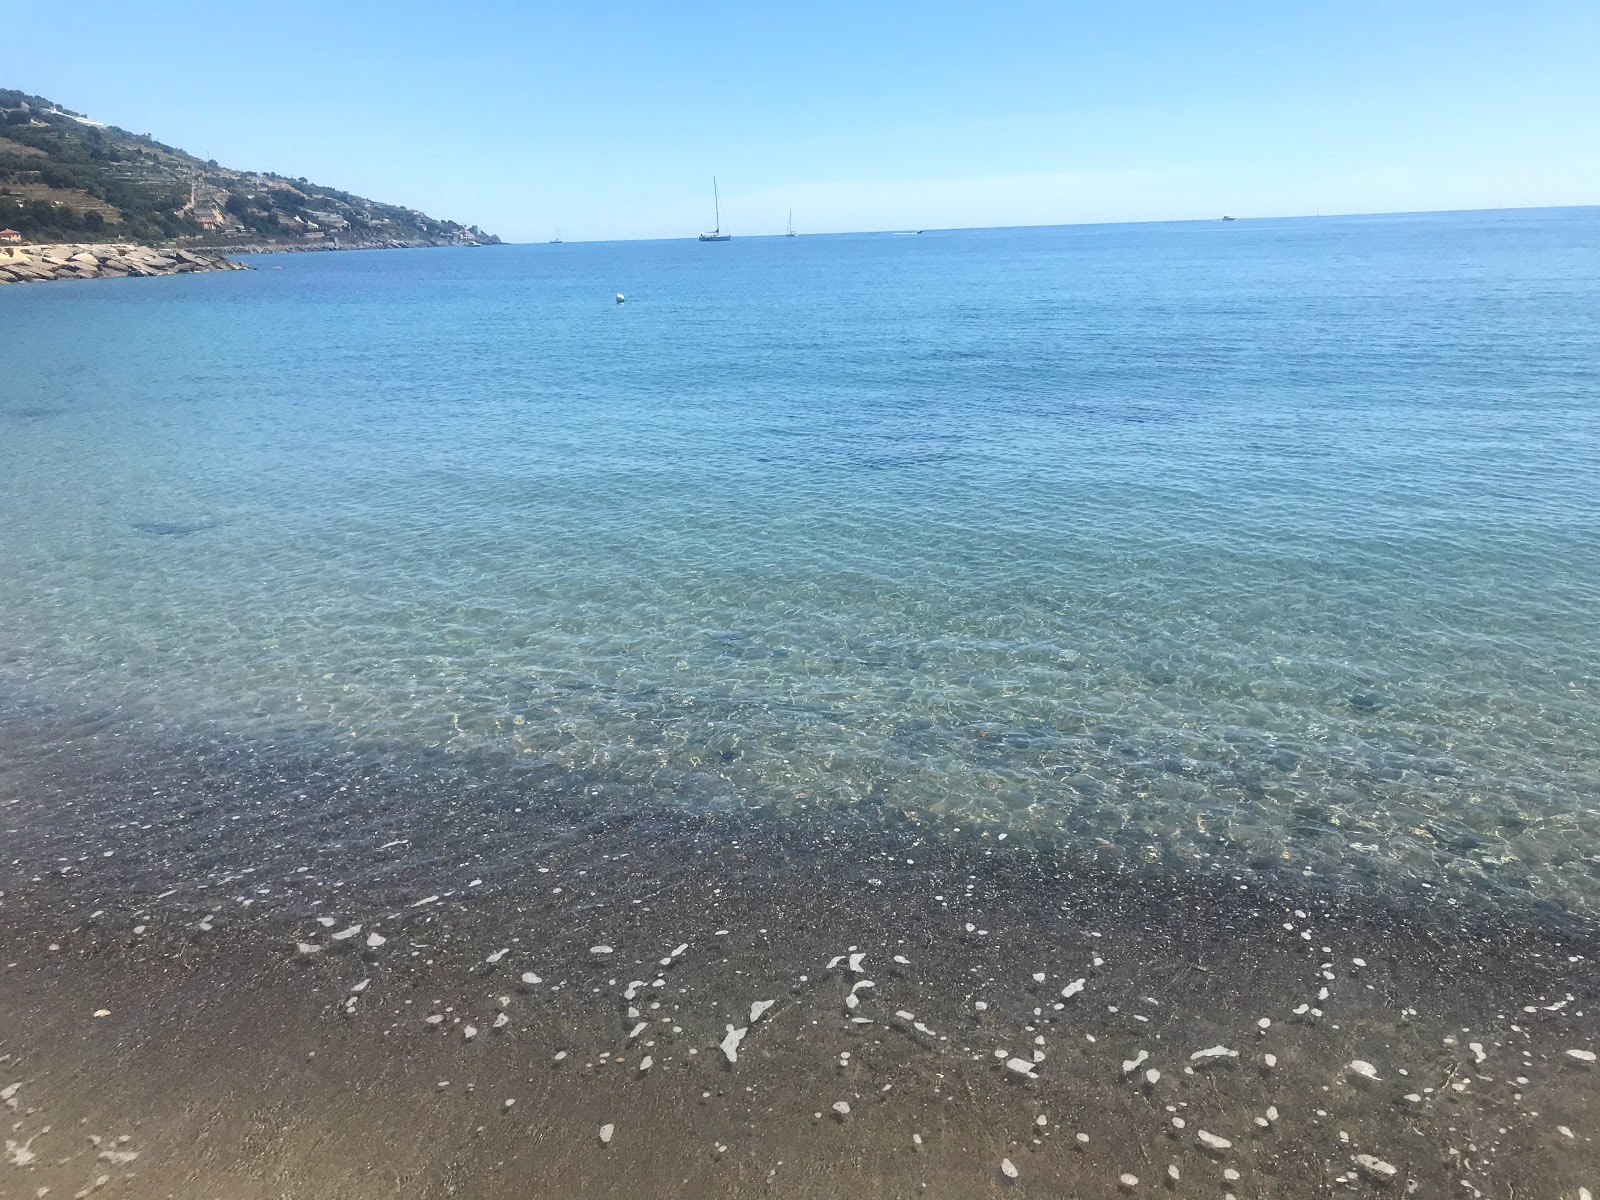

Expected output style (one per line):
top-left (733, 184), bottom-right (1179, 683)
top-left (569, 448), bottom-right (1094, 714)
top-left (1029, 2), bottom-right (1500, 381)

top-left (549, 225), bottom-right (563, 244)
top-left (699, 177), bottom-right (731, 241)
top-left (785, 209), bottom-right (797, 238)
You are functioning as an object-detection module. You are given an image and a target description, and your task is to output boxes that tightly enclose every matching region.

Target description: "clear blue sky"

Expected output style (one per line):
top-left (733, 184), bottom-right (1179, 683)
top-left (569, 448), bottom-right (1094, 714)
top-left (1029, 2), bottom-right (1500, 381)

top-left (9, 1), bottom-right (1598, 241)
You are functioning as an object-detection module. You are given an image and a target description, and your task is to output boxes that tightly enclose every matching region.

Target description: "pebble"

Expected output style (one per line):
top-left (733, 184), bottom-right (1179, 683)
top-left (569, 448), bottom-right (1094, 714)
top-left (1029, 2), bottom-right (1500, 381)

top-left (1197, 1130), bottom-right (1232, 1151)
top-left (1062, 978), bottom-right (1086, 999)
top-left (1354, 1153), bottom-right (1397, 1180)
top-left (493, 1013), bottom-right (509, 1029)
top-left (463, 1025), bottom-right (477, 1041)
top-left (720, 1025), bottom-right (748, 1064)
top-left (486, 948), bottom-right (508, 963)
top-left (599, 1123), bottom-right (614, 1145)
top-left (366, 933), bottom-right (386, 948)
top-left (1190, 1045), bottom-right (1238, 1062)
top-left (1005, 1057), bottom-right (1039, 1079)
top-left (639, 1056), bottom-right (653, 1072)
top-left (1144, 1068), bottom-right (1160, 1085)
top-left (590, 945), bottom-right (614, 955)
top-left (1167, 1165), bottom-right (1180, 1182)
top-left (832, 1101), bottom-right (851, 1117)
top-left (522, 972), bottom-right (542, 985)
top-left (1348, 1059), bottom-right (1380, 1080)
top-left (1001, 1157), bottom-right (1019, 1179)
top-left (1119, 1173), bottom-right (1139, 1189)
top-left (1566, 1048), bottom-right (1597, 1063)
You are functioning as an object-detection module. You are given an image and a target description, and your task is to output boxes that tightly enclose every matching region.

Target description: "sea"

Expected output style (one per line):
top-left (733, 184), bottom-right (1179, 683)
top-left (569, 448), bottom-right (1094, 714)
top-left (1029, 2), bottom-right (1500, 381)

top-left (3, 206), bottom-right (1598, 915)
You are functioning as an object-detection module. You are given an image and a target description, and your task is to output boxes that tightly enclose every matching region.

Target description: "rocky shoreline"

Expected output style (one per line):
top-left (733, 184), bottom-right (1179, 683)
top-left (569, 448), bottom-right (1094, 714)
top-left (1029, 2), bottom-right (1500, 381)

top-left (0, 242), bottom-right (246, 284)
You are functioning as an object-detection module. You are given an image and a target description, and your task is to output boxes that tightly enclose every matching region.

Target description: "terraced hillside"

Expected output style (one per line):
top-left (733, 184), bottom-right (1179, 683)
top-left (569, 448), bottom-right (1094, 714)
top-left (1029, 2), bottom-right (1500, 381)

top-left (0, 88), bottom-right (497, 247)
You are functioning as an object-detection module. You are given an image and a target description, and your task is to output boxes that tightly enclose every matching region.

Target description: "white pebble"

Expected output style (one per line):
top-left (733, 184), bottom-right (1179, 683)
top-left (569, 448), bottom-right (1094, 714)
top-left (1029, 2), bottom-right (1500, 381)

top-left (1354, 1154), bottom-right (1397, 1180)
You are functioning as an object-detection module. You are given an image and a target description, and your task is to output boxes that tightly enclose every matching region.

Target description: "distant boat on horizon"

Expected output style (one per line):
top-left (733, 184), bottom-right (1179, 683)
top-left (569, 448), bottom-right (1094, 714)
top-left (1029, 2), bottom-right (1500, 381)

top-left (785, 209), bottom-right (797, 238)
top-left (699, 178), bottom-right (731, 242)
top-left (1222, 215), bottom-right (1237, 222)
top-left (549, 225), bottom-right (563, 243)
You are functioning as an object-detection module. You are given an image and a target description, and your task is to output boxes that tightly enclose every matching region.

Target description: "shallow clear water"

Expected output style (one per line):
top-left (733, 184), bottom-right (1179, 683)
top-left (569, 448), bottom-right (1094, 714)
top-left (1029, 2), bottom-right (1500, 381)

top-left (3, 208), bottom-right (1598, 907)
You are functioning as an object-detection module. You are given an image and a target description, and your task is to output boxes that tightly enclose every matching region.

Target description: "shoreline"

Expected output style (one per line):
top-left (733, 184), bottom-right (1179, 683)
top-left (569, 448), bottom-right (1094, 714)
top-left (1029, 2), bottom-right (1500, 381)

top-left (0, 242), bottom-right (245, 285)
top-left (0, 236), bottom-right (494, 285)
top-left (2, 706), bottom-right (1596, 1197)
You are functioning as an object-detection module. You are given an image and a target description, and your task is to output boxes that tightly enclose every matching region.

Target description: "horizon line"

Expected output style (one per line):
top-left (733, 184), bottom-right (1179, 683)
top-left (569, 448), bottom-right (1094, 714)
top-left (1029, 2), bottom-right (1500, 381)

top-left (493, 201), bottom-right (1599, 246)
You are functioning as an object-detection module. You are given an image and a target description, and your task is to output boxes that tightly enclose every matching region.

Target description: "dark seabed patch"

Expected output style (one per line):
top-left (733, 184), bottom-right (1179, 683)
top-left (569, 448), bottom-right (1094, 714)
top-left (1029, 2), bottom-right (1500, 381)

top-left (1, 704), bottom-right (1596, 1198)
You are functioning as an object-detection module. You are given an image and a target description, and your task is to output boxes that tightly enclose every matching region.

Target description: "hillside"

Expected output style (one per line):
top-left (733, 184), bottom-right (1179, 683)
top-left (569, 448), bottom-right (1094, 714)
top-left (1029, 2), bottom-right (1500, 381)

top-left (0, 88), bottom-right (498, 248)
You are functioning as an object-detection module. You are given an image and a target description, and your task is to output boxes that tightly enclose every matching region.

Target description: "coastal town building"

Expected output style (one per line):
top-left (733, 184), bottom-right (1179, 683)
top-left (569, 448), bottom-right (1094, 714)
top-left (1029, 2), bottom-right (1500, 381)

top-left (0, 228), bottom-right (22, 243)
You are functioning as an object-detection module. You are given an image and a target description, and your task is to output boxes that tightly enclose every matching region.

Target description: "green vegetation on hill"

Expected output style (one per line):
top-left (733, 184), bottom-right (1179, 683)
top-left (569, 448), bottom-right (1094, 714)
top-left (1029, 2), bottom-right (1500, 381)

top-left (0, 88), bottom-right (498, 247)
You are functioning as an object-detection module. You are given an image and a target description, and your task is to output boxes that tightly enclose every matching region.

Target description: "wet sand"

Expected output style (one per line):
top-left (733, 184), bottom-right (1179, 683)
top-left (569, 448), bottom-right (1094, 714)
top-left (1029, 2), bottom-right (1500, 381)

top-left (2, 707), bottom-right (1598, 1198)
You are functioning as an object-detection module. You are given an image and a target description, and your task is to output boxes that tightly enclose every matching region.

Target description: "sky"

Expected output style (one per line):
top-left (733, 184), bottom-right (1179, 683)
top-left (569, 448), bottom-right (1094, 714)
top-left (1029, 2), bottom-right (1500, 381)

top-left (7, 1), bottom-right (1599, 242)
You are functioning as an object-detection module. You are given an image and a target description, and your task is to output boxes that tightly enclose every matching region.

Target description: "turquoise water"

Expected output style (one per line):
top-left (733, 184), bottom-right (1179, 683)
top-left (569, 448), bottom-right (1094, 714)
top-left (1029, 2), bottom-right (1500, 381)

top-left (3, 208), bottom-right (1598, 908)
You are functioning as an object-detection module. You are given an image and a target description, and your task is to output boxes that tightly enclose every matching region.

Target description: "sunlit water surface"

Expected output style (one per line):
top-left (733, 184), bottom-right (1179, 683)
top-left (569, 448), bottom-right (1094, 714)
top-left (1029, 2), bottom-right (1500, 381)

top-left (3, 209), bottom-right (1598, 909)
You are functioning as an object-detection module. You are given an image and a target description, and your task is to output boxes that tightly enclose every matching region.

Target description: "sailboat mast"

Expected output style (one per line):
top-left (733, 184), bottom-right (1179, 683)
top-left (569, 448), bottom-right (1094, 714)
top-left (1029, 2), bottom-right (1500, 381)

top-left (713, 176), bottom-right (720, 233)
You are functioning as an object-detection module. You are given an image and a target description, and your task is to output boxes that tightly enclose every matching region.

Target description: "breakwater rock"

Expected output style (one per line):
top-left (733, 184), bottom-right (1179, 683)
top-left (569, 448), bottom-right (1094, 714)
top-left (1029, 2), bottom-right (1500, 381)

top-left (0, 242), bottom-right (246, 284)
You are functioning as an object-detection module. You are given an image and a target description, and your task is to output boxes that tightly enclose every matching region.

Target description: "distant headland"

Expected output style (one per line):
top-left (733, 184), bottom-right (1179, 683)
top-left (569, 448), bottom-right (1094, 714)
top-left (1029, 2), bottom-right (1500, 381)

top-left (0, 87), bottom-right (498, 255)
